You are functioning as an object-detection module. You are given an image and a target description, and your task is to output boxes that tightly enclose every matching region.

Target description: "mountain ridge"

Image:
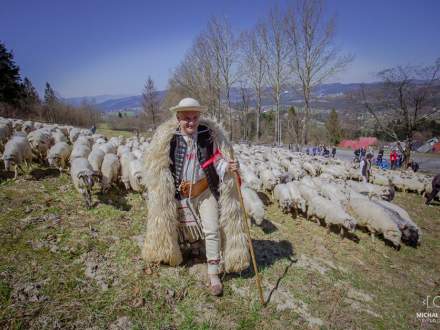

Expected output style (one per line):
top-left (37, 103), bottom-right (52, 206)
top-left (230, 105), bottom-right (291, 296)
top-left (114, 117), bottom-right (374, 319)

top-left (63, 82), bottom-right (378, 113)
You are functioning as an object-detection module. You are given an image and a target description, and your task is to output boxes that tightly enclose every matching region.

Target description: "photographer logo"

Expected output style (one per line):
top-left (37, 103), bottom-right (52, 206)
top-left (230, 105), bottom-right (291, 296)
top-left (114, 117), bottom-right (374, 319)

top-left (417, 296), bottom-right (440, 324)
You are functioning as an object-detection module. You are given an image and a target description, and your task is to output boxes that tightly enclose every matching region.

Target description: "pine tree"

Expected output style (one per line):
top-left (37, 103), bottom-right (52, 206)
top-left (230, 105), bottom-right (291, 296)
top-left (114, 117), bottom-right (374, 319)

top-left (142, 76), bottom-right (160, 130)
top-left (325, 108), bottom-right (343, 145)
top-left (43, 82), bottom-right (58, 123)
top-left (44, 82), bottom-right (56, 104)
top-left (21, 77), bottom-right (40, 116)
top-left (0, 41), bottom-right (24, 106)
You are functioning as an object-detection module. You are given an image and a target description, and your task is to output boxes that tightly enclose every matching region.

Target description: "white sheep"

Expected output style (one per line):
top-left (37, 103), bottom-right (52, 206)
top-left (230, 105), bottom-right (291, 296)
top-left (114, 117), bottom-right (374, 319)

top-left (70, 143), bottom-right (91, 161)
top-left (302, 162), bottom-right (320, 176)
top-left (47, 142), bottom-right (72, 171)
top-left (0, 123), bottom-right (12, 152)
top-left (132, 148), bottom-right (143, 160)
top-left (2, 135), bottom-right (33, 178)
top-left (120, 152), bottom-right (135, 190)
top-left (99, 142), bottom-right (117, 155)
top-left (240, 165), bottom-right (262, 190)
top-left (51, 129), bottom-right (68, 144)
top-left (27, 129), bottom-right (54, 161)
top-left (70, 157), bottom-right (97, 208)
top-left (75, 135), bottom-right (93, 148)
top-left (347, 180), bottom-right (394, 201)
top-left (22, 121), bottom-right (34, 134)
top-left (117, 145), bottom-right (131, 157)
top-left (100, 153), bottom-right (120, 192)
top-left (348, 197), bottom-right (402, 248)
top-left (372, 199), bottom-right (421, 247)
top-left (273, 183), bottom-right (294, 213)
top-left (285, 181), bottom-right (307, 213)
top-left (259, 167), bottom-right (278, 191)
top-left (69, 128), bottom-right (81, 143)
top-left (241, 186), bottom-right (265, 225)
top-left (129, 158), bottom-right (146, 192)
top-left (87, 148), bottom-right (106, 174)
top-left (307, 195), bottom-right (357, 234)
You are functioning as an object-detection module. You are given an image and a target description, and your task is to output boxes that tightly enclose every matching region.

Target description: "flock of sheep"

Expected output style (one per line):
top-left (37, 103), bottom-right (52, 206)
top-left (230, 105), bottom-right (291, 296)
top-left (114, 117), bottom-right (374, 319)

top-left (0, 117), bottom-right (148, 208)
top-left (236, 145), bottom-right (436, 249)
top-left (1, 116), bottom-right (437, 249)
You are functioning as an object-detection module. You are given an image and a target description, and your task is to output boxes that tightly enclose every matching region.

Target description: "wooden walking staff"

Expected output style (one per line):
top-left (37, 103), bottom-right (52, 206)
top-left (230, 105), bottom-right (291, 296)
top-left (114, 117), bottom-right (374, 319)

top-left (229, 147), bottom-right (265, 306)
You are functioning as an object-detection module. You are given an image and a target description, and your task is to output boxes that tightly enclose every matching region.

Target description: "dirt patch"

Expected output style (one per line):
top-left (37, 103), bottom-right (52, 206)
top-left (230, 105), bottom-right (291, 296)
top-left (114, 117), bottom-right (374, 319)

top-left (12, 280), bottom-right (49, 303)
top-left (81, 251), bottom-right (118, 291)
top-left (108, 316), bottom-right (133, 330)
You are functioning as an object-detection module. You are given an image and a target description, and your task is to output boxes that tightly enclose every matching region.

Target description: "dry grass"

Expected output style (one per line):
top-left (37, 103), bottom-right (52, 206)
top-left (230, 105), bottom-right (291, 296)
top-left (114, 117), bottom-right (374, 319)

top-left (0, 164), bottom-right (439, 329)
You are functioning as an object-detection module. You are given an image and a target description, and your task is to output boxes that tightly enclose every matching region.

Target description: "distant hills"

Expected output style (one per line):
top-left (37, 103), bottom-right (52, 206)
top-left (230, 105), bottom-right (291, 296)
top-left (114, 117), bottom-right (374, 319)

top-left (63, 82), bottom-right (376, 113)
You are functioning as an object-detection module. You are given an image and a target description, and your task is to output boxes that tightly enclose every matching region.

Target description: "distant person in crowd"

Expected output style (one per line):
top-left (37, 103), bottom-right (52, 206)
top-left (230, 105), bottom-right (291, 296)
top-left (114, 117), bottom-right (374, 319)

top-left (91, 124), bottom-right (96, 134)
top-left (360, 153), bottom-right (373, 183)
top-left (353, 148), bottom-right (361, 162)
top-left (390, 149), bottom-right (398, 170)
top-left (323, 146), bottom-right (330, 157)
top-left (425, 174), bottom-right (440, 205)
top-left (397, 152), bottom-right (404, 168)
top-left (331, 146), bottom-right (336, 158)
top-left (360, 147), bottom-right (366, 159)
top-left (377, 148), bottom-right (384, 166)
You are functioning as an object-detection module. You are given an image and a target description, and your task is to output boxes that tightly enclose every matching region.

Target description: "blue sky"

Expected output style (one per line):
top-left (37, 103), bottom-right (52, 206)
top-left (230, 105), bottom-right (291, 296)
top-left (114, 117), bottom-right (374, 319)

top-left (1, 0), bottom-right (439, 98)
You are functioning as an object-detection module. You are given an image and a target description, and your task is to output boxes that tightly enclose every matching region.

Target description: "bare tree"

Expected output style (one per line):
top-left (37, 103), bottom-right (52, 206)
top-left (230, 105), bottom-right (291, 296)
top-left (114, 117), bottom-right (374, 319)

top-left (236, 79), bottom-right (252, 141)
top-left (167, 32), bottom-right (222, 120)
top-left (360, 59), bottom-right (440, 166)
top-left (261, 7), bottom-right (291, 145)
top-left (142, 76), bottom-right (160, 130)
top-left (239, 23), bottom-right (267, 142)
top-left (285, 0), bottom-right (352, 145)
top-left (207, 16), bottom-right (238, 140)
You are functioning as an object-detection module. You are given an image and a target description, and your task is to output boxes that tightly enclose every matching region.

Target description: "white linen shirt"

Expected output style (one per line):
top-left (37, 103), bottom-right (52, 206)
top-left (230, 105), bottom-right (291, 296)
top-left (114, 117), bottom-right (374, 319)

top-left (180, 132), bottom-right (228, 183)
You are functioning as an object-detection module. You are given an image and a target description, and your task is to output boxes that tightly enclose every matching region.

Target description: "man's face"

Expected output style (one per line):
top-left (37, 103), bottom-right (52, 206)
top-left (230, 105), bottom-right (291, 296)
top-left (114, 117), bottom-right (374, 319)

top-left (177, 111), bottom-right (200, 135)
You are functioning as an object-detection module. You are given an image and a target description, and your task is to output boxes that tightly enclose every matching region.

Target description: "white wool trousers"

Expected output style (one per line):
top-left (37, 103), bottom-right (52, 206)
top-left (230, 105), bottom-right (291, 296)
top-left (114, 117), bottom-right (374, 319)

top-left (191, 188), bottom-right (221, 275)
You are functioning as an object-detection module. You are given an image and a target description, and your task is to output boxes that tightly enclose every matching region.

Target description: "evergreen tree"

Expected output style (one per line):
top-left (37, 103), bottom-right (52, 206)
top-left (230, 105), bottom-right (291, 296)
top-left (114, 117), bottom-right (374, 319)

top-left (43, 82), bottom-right (58, 122)
top-left (21, 77), bottom-right (40, 116)
top-left (44, 82), bottom-right (56, 104)
top-left (325, 108), bottom-right (343, 145)
top-left (0, 41), bottom-right (24, 106)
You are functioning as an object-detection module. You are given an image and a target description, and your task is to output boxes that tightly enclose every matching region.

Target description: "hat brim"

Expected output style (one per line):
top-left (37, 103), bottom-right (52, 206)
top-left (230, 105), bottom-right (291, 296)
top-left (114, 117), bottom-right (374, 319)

top-left (169, 105), bottom-right (208, 113)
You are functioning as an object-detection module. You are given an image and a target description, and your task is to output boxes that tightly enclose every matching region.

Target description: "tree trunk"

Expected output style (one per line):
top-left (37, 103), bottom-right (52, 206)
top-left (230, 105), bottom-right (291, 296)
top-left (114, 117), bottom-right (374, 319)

top-left (256, 91), bottom-right (261, 143)
top-left (404, 137), bottom-right (412, 168)
top-left (301, 87), bottom-right (311, 145)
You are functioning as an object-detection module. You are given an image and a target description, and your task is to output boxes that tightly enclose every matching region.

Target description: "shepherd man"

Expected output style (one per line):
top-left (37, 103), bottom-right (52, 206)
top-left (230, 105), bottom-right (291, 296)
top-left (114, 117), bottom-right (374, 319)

top-left (142, 97), bottom-right (250, 296)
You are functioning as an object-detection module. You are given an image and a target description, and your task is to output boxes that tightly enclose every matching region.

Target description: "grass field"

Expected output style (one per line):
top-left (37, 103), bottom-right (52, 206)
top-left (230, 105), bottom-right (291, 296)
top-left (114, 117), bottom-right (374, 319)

top-left (96, 123), bottom-right (136, 139)
top-left (0, 164), bottom-right (439, 329)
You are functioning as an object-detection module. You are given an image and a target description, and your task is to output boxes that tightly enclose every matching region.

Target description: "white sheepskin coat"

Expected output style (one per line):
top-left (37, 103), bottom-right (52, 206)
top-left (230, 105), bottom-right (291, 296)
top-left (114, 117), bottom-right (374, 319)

top-left (141, 117), bottom-right (250, 273)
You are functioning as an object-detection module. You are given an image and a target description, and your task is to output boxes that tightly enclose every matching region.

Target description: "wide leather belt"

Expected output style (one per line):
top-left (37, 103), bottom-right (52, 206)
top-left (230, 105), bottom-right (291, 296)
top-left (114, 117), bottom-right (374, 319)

top-left (179, 177), bottom-right (208, 198)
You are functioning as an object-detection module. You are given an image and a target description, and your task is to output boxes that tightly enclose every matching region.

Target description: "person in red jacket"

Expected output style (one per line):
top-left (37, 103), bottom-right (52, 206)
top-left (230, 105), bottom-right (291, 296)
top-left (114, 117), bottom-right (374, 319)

top-left (390, 149), bottom-right (397, 170)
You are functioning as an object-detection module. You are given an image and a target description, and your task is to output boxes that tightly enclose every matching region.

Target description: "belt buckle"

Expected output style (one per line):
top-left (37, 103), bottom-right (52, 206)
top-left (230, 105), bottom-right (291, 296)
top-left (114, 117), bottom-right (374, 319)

top-left (179, 181), bottom-right (190, 197)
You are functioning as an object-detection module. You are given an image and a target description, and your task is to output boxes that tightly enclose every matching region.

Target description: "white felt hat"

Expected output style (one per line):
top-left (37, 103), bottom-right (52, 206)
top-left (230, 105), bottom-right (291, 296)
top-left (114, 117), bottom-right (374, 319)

top-left (169, 97), bottom-right (208, 113)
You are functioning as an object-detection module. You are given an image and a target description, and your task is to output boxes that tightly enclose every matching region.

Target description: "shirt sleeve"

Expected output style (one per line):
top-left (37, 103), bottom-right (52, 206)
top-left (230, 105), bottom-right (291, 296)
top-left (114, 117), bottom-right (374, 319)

top-left (214, 157), bottom-right (228, 181)
top-left (213, 140), bottom-right (228, 182)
